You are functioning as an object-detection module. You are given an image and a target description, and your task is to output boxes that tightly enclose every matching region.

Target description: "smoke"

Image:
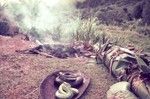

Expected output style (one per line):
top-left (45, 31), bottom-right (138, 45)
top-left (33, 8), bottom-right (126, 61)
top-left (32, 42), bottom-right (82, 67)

top-left (0, 0), bottom-right (86, 44)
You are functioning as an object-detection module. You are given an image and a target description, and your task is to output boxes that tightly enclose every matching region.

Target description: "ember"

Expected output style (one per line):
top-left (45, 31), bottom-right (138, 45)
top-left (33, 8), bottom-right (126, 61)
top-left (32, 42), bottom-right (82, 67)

top-left (16, 41), bottom-right (95, 59)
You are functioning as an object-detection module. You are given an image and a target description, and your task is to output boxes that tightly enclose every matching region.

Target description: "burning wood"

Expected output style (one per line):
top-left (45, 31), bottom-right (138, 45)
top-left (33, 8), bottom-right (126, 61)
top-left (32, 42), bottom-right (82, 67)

top-left (96, 40), bottom-right (150, 99)
top-left (16, 41), bottom-right (95, 59)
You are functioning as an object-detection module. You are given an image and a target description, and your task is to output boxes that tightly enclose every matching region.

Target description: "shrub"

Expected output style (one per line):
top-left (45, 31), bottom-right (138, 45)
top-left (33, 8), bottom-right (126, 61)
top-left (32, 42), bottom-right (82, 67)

top-left (0, 21), bottom-right (9, 36)
top-left (136, 25), bottom-right (150, 37)
top-left (132, 1), bottom-right (144, 19)
top-left (142, 0), bottom-right (150, 25)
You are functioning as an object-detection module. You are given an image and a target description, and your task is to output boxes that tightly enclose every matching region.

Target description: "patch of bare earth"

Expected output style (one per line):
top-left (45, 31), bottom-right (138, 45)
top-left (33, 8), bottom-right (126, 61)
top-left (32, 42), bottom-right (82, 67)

top-left (0, 36), bottom-right (115, 99)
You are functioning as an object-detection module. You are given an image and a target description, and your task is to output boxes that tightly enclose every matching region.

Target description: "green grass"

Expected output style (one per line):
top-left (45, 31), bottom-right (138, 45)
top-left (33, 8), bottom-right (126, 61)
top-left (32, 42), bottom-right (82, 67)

top-left (73, 17), bottom-right (150, 52)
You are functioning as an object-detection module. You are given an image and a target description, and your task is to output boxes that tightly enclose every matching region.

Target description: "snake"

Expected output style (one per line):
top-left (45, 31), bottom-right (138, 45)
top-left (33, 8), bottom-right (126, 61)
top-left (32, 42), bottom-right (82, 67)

top-left (55, 71), bottom-right (84, 87)
top-left (55, 82), bottom-right (79, 99)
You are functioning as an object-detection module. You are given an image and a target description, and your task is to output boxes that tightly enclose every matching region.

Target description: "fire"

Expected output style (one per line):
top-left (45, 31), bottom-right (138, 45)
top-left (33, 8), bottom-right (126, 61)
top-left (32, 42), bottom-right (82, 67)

top-left (0, 0), bottom-right (86, 44)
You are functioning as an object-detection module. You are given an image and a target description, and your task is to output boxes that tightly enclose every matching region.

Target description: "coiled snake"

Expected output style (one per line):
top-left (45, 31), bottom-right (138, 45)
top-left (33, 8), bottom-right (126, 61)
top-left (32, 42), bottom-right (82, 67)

top-left (55, 71), bottom-right (83, 87)
top-left (55, 71), bottom-right (84, 99)
top-left (55, 82), bottom-right (79, 99)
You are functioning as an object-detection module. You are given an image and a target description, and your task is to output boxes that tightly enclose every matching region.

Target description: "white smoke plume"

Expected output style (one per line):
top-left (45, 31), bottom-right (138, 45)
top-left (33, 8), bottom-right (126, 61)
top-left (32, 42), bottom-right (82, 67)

top-left (0, 0), bottom-right (86, 44)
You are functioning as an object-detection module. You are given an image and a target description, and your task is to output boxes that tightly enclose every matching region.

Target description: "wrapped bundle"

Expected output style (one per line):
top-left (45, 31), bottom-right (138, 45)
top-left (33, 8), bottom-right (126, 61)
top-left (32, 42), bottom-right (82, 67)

top-left (96, 40), bottom-right (150, 99)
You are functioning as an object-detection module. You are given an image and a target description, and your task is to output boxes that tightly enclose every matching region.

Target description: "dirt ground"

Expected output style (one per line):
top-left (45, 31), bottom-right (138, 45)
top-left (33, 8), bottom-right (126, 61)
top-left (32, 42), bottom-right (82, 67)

top-left (0, 36), bottom-right (116, 99)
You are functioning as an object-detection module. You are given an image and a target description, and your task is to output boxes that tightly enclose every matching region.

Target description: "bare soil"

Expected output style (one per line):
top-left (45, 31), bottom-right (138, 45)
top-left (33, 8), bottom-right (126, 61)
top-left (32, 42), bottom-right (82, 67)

top-left (0, 35), bottom-right (116, 99)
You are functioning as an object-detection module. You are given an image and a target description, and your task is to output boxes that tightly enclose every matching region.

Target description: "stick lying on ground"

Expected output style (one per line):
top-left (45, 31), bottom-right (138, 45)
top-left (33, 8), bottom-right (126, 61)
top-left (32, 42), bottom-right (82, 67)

top-left (96, 40), bottom-right (150, 99)
top-left (16, 45), bottom-right (55, 58)
top-left (16, 42), bottom-right (95, 59)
